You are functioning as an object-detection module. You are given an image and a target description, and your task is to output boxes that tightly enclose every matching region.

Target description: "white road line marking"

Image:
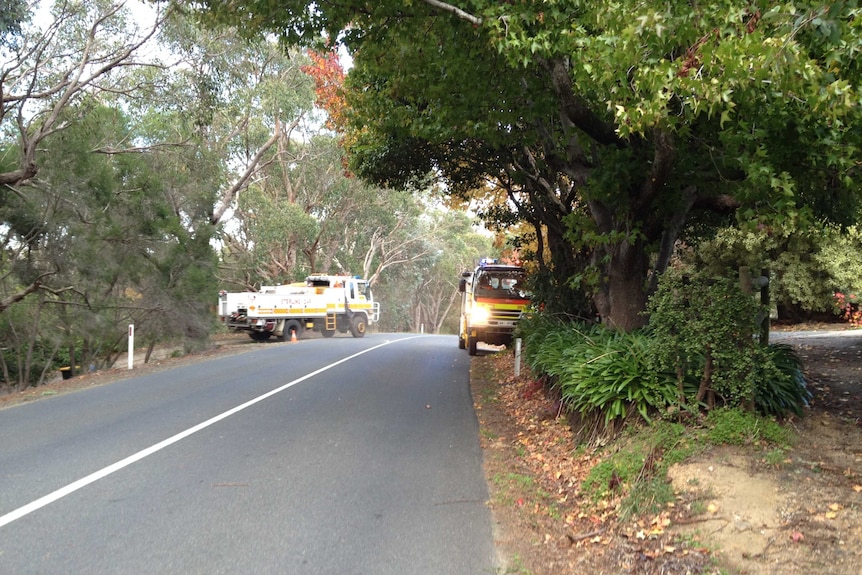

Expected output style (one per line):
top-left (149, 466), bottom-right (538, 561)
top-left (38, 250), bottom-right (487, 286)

top-left (0, 337), bottom-right (418, 528)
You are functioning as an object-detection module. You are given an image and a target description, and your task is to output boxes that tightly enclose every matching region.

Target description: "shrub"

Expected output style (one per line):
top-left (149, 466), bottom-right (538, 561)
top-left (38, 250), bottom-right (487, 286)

top-left (520, 277), bottom-right (811, 429)
top-left (647, 271), bottom-right (765, 408)
top-left (834, 291), bottom-right (862, 327)
top-left (557, 329), bottom-right (679, 424)
top-left (519, 313), bottom-right (679, 426)
top-left (646, 270), bottom-right (811, 418)
top-left (754, 343), bottom-right (811, 418)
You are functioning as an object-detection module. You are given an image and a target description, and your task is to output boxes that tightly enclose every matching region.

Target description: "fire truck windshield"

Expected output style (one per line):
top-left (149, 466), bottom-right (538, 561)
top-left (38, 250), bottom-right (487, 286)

top-left (475, 270), bottom-right (529, 300)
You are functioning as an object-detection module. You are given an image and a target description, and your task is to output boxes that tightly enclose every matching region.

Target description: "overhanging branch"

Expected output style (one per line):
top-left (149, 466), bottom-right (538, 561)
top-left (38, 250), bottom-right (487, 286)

top-left (421, 0), bottom-right (482, 26)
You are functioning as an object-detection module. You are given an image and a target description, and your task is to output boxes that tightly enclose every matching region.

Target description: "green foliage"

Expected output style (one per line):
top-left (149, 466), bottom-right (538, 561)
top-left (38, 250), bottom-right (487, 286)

top-left (557, 329), bottom-right (679, 425)
top-left (520, 274), bottom-right (811, 425)
top-left (519, 314), bottom-right (680, 426)
top-left (518, 313), bottom-right (600, 379)
top-left (528, 264), bottom-right (596, 321)
top-left (647, 271), bottom-right (764, 406)
top-left (647, 270), bottom-right (811, 417)
top-left (754, 344), bottom-right (811, 418)
top-left (0, 0), bottom-right (27, 41)
top-left (704, 407), bottom-right (793, 447)
top-left (692, 224), bottom-right (862, 317)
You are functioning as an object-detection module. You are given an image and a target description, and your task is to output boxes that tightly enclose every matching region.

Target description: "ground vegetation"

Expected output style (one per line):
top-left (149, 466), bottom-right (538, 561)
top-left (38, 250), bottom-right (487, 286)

top-left (472, 325), bottom-right (862, 574)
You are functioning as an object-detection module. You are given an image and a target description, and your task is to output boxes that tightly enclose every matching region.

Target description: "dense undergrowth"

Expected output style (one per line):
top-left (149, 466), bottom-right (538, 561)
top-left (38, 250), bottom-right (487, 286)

top-left (515, 272), bottom-right (812, 525)
top-left (518, 272), bottom-right (811, 433)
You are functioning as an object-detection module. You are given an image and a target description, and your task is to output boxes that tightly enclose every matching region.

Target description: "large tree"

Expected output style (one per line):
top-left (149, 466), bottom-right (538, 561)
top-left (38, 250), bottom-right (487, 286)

top-left (0, 0), bottom-right (169, 313)
top-left (191, 0), bottom-right (862, 330)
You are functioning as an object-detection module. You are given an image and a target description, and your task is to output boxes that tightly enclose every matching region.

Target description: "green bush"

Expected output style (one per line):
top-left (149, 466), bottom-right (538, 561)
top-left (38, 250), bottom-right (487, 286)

top-left (647, 271), bottom-right (764, 408)
top-left (557, 329), bottom-right (679, 424)
top-left (647, 270), bottom-right (810, 417)
top-left (754, 343), bottom-right (811, 418)
top-left (518, 313), bottom-right (602, 381)
top-left (519, 278), bottom-right (811, 429)
top-left (519, 314), bottom-right (680, 426)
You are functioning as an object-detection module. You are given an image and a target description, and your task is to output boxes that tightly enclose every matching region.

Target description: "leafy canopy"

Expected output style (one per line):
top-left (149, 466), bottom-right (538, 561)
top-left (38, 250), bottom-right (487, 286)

top-left (188, 0), bottom-right (862, 329)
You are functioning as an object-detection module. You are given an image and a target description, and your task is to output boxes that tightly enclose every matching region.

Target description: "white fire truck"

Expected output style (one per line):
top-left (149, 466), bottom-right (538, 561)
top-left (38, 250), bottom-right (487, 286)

top-left (458, 259), bottom-right (530, 355)
top-left (218, 275), bottom-right (380, 341)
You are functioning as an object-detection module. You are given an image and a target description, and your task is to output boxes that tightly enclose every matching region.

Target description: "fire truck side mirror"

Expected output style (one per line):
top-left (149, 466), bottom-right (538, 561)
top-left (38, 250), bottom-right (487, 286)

top-left (458, 278), bottom-right (467, 293)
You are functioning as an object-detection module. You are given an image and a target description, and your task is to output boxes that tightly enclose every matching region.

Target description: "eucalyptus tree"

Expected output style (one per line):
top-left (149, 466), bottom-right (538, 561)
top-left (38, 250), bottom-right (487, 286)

top-left (0, 0), bottom-right (27, 40)
top-left (189, 0), bottom-right (862, 331)
top-left (221, 133), bottom-right (369, 288)
top-left (151, 13), bottom-right (319, 230)
top-left (0, 0), bottom-right (167, 187)
top-left (0, 0), bottom-right (169, 318)
top-left (0, 101), bottom-right (219, 388)
top-left (368, 208), bottom-right (491, 334)
top-left (221, 130), bottom-right (440, 291)
top-left (409, 209), bottom-right (492, 335)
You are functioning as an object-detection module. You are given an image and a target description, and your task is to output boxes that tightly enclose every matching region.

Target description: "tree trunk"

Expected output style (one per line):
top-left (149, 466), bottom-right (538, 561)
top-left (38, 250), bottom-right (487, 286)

top-left (598, 238), bottom-right (649, 331)
top-left (144, 339), bottom-right (157, 363)
top-left (696, 346), bottom-right (713, 403)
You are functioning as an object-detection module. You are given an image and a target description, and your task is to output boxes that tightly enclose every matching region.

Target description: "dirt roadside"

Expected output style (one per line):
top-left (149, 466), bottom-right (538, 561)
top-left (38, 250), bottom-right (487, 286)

top-left (0, 334), bottom-right (256, 409)
top-left (472, 326), bottom-right (862, 575)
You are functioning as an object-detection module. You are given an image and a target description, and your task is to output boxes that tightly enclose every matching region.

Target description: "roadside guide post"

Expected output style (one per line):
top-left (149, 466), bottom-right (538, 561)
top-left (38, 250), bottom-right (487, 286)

top-left (514, 337), bottom-right (522, 378)
top-left (128, 324), bottom-right (134, 370)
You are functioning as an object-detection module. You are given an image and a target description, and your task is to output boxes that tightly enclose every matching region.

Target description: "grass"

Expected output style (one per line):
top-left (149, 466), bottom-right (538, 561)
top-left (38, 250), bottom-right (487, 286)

top-left (498, 554), bottom-right (532, 574)
top-left (481, 428), bottom-right (499, 441)
top-left (491, 472), bottom-right (534, 506)
top-left (580, 407), bottom-right (797, 521)
top-left (764, 447), bottom-right (787, 467)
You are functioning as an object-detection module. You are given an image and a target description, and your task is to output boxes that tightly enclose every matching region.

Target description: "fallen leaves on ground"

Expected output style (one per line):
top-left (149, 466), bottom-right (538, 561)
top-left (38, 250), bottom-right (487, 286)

top-left (472, 352), bottom-right (714, 575)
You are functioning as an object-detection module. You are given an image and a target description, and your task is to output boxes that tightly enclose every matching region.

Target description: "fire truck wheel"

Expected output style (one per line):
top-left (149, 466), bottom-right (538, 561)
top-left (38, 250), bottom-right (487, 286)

top-left (467, 334), bottom-right (478, 356)
top-left (350, 315), bottom-right (367, 338)
top-left (249, 331), bottom-right (271, 341)
top-left (281, 320), bottom-right (303, 341)
top-left (458, 335), bottom-right (466, 349)
top-left (321, 328), bottom-right (336, 338)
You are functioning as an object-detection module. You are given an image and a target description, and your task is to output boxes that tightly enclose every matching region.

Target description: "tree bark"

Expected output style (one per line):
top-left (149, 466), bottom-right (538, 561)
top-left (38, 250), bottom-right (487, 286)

top-left (601, 238), bottom-right (650, 331)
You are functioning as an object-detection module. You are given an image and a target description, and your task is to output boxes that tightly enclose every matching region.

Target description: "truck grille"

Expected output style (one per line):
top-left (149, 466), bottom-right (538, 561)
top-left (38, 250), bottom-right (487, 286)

top-left (491, 308), bottom-right (523, 321)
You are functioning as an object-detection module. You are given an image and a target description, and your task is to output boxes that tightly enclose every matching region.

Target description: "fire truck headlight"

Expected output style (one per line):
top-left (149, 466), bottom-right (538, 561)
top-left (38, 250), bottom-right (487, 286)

top-left (471, 305), bottom-right (491, 325)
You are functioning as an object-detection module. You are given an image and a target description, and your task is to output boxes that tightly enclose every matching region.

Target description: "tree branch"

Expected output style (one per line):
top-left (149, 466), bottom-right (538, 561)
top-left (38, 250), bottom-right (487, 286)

top-left (420, 0), bottom-right (482, 26)
top-left (543, 57), bottom-right (623, 148)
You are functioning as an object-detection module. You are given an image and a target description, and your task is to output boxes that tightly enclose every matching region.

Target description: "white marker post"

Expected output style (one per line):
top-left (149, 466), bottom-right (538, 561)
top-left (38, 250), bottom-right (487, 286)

top-left (514, 337), bottom-right (522, 378)
top-left (128, 324), bottom-right (134, 370)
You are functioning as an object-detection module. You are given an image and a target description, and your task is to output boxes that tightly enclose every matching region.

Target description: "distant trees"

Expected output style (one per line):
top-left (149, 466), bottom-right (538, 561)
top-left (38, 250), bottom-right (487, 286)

top-left (0, 1), bottom-right (493, 389)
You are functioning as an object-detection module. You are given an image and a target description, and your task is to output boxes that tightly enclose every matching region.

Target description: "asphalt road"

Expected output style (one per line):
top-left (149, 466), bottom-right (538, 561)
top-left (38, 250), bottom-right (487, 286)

top-left (0, 334), bottom-right (498, 574)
